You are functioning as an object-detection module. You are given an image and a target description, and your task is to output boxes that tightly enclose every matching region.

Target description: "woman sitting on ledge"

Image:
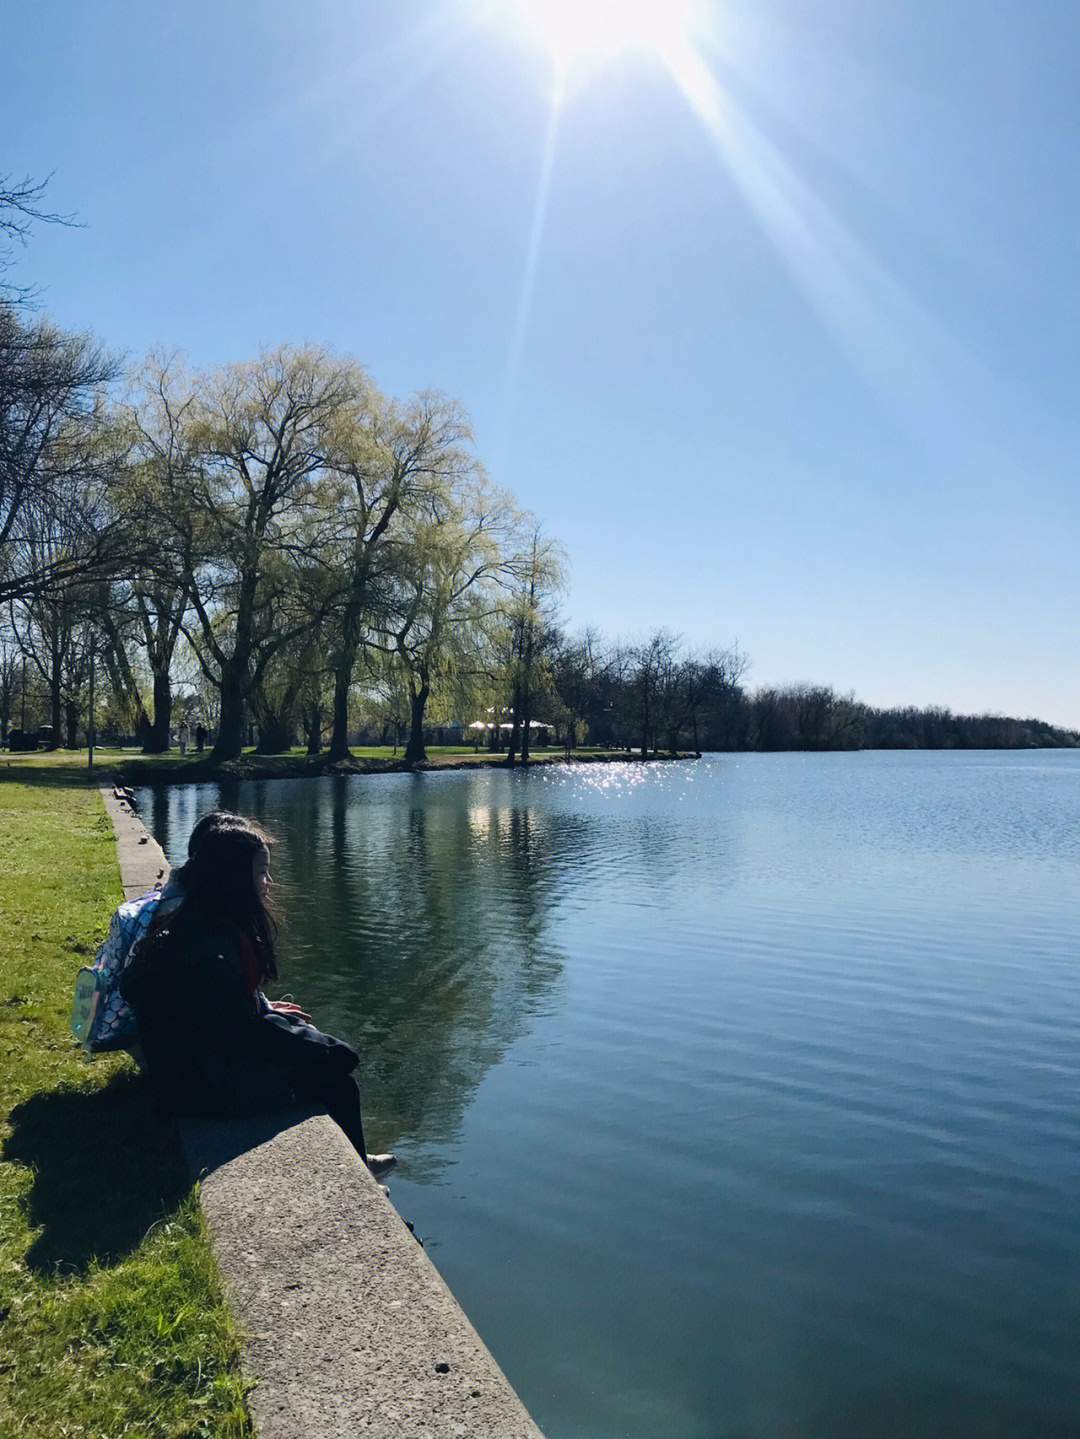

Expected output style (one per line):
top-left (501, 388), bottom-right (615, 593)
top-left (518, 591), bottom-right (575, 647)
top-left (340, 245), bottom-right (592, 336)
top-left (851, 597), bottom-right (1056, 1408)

top-left (120, 817), bottom-right (394, 1179)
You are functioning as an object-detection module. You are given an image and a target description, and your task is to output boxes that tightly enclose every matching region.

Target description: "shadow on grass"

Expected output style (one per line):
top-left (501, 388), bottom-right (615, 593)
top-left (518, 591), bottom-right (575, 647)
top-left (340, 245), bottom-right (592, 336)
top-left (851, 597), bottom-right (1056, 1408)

top-left (0, 753), bottom-right (213, 790)
top-left (0, 761), bottom-right (111, 790)
top-left (3, 1068), bottom-right (191, 1274)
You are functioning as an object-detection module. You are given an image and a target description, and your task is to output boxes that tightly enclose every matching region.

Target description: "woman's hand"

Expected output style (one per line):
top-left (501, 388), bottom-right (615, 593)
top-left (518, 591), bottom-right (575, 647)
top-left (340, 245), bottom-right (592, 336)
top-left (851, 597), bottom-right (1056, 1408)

top-left (268, 999), bottom-right (313, 1024)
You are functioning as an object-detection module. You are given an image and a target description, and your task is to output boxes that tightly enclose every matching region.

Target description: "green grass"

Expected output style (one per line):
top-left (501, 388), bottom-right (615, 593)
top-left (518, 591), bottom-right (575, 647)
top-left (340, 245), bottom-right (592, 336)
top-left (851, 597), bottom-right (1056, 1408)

top-left (0, 780), bottom-right (251, 1438)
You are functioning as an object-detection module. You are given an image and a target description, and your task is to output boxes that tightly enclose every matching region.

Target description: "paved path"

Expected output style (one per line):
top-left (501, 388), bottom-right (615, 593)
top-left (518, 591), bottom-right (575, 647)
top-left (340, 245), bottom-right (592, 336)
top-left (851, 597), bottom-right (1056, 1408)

top-left (99, 785), bottom-right (544, 1439)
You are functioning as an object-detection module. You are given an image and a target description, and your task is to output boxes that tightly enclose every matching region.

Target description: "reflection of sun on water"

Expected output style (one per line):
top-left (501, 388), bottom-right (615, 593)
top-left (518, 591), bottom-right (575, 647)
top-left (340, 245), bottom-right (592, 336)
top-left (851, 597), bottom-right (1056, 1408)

top-left (468, 804), bottom-right (492, 840)
top-left (466, 804), bottom-right (514, 841)
top-left (539, 761), bottom-right (652, 796)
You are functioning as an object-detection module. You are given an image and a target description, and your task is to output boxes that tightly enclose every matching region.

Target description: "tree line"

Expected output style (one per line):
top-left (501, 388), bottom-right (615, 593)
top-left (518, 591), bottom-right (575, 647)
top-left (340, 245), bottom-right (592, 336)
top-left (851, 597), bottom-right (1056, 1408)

top-left (2, 176), bottom-right (1076, 762)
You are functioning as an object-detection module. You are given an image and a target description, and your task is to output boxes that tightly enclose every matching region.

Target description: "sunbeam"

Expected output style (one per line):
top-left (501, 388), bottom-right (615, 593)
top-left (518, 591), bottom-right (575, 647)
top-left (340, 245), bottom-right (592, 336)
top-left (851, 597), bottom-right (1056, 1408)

top-left (657, 29), bottom-right (982, 445)
top-left (504, 87), bottom-right (564, 423)
top-left (485, 0), bottom-right (984, 451)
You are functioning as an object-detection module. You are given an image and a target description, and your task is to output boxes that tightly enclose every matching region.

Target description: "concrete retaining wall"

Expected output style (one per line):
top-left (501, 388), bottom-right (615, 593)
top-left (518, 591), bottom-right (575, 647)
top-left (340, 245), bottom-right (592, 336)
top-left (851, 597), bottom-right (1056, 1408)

top-left (99, 786), bottom-right (545, 1439)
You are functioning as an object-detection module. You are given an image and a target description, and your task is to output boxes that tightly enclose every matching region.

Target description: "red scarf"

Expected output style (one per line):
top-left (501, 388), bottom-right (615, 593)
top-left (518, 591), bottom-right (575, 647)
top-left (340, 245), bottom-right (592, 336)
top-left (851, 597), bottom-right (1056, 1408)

top-left (237, 932), bottom-right (262, 1006)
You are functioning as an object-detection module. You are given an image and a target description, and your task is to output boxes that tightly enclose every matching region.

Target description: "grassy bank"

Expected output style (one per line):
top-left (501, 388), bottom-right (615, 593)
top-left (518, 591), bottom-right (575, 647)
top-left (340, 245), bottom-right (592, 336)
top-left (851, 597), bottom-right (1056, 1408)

top-left (0, 780), bottom-right (250, 1437)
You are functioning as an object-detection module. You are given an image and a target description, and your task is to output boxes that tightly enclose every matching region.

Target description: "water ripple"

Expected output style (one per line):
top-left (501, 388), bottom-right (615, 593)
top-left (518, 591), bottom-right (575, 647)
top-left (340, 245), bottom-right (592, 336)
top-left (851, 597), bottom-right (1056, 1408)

top-left (138, 751), bottom-right (1080, 1439)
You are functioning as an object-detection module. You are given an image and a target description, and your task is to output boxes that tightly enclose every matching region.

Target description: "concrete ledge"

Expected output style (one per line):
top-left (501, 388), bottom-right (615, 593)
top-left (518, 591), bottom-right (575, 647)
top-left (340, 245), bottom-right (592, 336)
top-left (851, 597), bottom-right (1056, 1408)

top-left (98, 786), bottom-right (544, 1438)
top-left (101, 784), bottom-right (169, 898)
top-left (184, 1111), bottom-right (543, 1437)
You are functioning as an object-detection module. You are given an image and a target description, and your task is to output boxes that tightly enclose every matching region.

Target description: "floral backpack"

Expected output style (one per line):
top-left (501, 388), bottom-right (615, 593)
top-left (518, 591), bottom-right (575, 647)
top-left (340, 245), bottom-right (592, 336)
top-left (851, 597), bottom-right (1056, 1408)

top-left (71, 890), bottom-right (163, 1052)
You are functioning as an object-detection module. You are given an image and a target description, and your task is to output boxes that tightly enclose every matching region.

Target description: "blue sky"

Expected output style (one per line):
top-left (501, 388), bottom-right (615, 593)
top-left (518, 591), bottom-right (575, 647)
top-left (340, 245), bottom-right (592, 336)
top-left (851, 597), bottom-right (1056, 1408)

top-left (5, 0), bottom-right (1078, 725)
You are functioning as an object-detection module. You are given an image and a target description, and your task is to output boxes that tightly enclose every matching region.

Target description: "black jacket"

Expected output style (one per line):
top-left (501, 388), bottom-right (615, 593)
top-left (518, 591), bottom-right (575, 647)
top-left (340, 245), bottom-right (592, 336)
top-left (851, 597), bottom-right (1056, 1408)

top-left (120, 911), bottom-right (358, 1118)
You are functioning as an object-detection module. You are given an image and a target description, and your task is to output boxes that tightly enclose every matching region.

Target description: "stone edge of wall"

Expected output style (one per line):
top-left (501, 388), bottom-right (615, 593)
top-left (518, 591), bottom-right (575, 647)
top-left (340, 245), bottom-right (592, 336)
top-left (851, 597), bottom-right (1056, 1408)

top-left (99, 785), bottom-right (545, 1439)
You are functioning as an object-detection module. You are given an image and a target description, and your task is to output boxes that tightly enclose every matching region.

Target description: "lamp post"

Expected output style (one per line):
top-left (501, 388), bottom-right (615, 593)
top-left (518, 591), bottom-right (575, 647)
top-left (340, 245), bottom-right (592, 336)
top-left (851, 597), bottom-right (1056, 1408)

top-left (87, 633), bottom-right (95, 774)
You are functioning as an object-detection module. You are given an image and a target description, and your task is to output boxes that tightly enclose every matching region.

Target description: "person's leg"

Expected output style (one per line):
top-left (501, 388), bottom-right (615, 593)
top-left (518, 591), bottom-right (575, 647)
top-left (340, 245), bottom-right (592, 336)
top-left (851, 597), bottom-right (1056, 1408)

top-left (287, 1064), bottom-right (395, 1173)
top-left (288, 1066), bottom-right (368, 1159)
top-left (322, 1071), bottom-right (370, 1160)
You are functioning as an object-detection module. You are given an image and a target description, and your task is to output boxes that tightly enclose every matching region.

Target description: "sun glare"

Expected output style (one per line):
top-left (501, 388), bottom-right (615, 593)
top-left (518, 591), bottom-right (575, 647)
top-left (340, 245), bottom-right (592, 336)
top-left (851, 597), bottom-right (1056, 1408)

top-left (486, 0), bottom-right (959, 447)
top-left (503, 0), bottom-right (699, 85)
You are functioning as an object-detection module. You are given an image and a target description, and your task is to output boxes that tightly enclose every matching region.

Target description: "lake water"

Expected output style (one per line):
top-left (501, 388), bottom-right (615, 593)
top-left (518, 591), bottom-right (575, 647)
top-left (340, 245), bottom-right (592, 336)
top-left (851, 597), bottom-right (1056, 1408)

top-left (137, 751), bottom-right (1080, 1439)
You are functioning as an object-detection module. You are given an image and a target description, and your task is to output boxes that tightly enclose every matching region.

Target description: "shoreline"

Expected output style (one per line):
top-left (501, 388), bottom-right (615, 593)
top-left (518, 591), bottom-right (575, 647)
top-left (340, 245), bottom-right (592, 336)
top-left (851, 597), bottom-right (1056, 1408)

top-left (98, 785), bottom-right (547, 1437)
top-left (11, 743), bottom-right (1076, 796)
top-left (115, 746), bottom-right (695, 790)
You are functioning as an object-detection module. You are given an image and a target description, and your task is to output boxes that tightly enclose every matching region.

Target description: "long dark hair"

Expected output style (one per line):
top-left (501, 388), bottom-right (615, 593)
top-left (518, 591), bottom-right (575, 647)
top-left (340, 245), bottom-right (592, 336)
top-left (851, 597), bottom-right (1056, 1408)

top-left (167, 817), bottom-right (281, 983)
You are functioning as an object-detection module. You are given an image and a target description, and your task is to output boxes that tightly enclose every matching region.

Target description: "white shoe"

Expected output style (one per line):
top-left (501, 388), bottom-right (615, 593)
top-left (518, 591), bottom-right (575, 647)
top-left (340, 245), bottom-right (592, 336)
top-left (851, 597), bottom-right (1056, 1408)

top-left (368, 1153), bottom-right (396, 1178)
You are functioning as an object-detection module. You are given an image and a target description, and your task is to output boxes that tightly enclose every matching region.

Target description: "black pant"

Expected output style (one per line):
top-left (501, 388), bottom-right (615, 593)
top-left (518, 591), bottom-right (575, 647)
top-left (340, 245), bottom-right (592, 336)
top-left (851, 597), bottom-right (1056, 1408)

top-left (288, 1065), bottom-right (368, 1162)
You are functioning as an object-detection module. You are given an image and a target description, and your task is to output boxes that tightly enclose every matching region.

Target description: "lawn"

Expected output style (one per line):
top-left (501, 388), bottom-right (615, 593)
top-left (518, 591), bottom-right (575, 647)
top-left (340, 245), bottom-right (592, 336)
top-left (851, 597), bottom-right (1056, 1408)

top-left (0, 778), bottom-right (251, 1438)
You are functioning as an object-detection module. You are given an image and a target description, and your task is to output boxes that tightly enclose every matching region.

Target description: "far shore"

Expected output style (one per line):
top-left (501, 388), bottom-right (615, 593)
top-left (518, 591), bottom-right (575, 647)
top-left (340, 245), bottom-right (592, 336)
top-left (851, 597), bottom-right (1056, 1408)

top-left (2, 744), bottom-right (694, 791)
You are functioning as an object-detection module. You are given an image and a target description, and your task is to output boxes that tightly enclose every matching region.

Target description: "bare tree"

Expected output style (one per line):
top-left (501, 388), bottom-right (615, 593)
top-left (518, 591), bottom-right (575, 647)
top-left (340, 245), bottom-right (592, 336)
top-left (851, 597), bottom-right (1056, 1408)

top-left (9, 568), bottom-right (95, 747)
top-left (121, 357), bottom-right (206, 749)
top-left (680, 644), bottom-right (750, 753)
top-left (0, 630), bottom-right (19, 741)
top-left (0, 173), bottom-right (77, 304)
top-left (631, 629), bottom-right (680, 758)
top-left (502, 525), bottom-right (565, 767)
top-left (0, 310), bottom-right (124, 607)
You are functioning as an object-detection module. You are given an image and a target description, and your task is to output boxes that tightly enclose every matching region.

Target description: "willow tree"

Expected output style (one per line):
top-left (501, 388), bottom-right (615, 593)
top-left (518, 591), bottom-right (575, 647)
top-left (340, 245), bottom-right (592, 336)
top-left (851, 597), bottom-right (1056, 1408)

top-left (162, 347), bottom-right (367, 760)
top-left (323, 390), bottom-right (475, 762)
top-left (385, 474), bottom-right (517, 765)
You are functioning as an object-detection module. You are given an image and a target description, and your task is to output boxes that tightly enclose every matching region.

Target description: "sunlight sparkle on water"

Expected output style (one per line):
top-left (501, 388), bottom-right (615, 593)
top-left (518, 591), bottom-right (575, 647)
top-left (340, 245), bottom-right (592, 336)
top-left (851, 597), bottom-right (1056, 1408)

top-left (540, 761), bottom-right (658, 796)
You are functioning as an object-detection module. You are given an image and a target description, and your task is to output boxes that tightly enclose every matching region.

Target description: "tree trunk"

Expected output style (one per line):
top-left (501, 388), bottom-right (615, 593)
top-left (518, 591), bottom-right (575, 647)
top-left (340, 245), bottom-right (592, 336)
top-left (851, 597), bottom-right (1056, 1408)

top-left (253, 673), bottom-right (298, 755)
top-left (101, 610), bottom-right (150, 739)
top-left (503, 684), bottom-right (522, 766)
top-left (211, 562), bottom-right (258, 763)
top-left (65, 698), bottom-right (78, 749)
top-left (404, 682), bottom-right (430, 764)
top-left (49, 671), bottom-right (62, 749)
top-left (306, 702), bottom-right (322, 755)
top-left (519, 612), bottom-right (535, 764)
top-left (329, 597), bottom-right (365, 762)
top-left (520, 681), bottom-right (532, 764)
top-left (144, 669), bottom-right (172, 753)
top-left (256, 715), bottom-right (294, 754)
top-left (328, 658), bottom-right (353, 761)
top-left (213, 669), bottom-right (247, 762)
